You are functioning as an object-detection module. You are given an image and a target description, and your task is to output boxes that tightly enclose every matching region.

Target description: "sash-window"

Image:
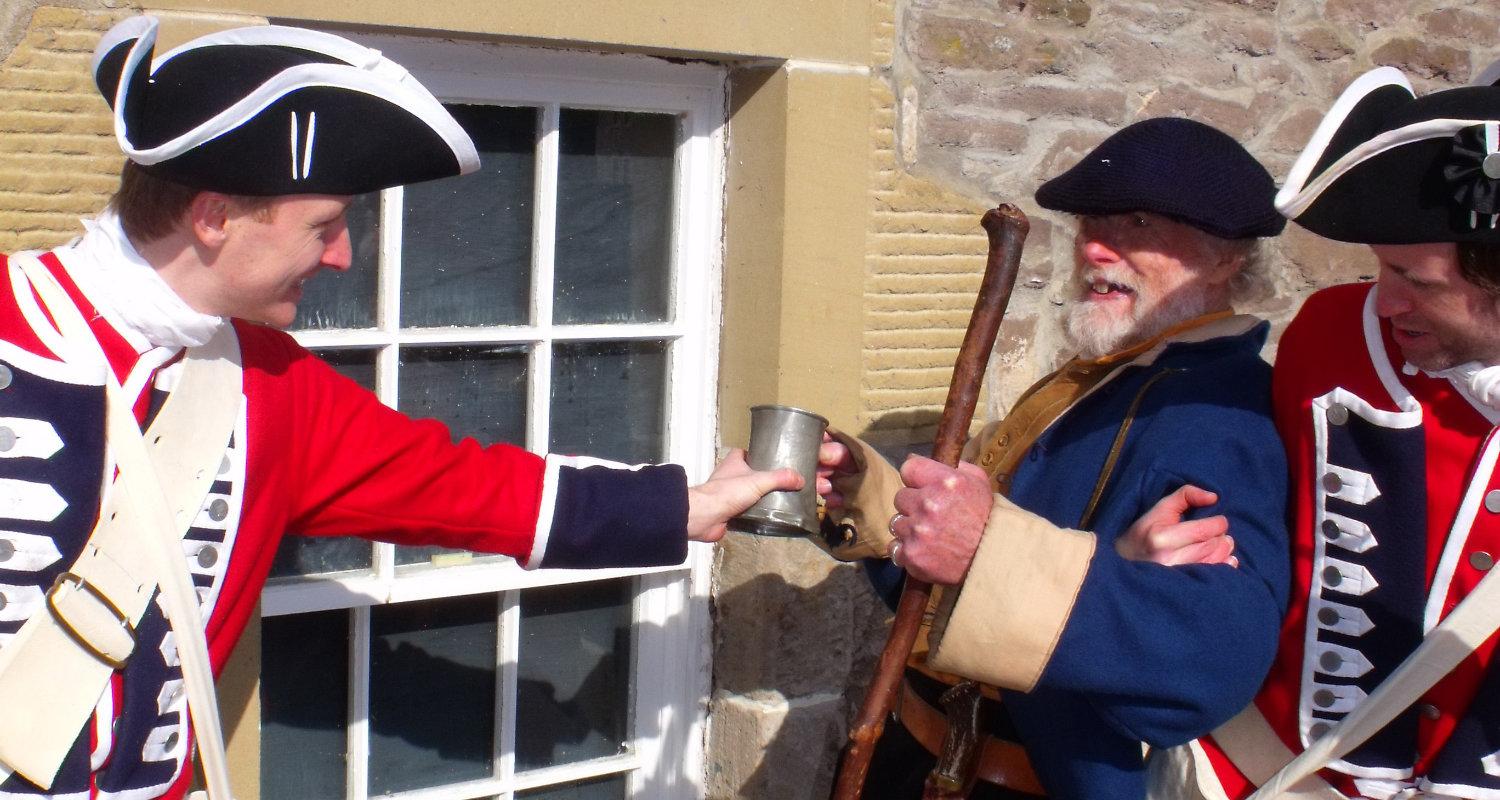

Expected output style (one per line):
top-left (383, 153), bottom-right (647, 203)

top-left (260, 38), bottom-right (726, 800)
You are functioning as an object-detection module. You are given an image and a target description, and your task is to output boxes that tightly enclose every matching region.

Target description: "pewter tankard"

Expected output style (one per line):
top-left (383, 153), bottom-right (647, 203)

top-left (729, 404), bottom-right (828, 537)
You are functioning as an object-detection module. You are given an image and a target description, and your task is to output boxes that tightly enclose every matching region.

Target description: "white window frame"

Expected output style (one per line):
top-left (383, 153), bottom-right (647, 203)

top-left (262, 34), bottom-right (728, 800)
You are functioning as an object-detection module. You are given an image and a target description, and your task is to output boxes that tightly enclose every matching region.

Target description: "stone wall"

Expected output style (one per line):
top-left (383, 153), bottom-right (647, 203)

top-left (873, 0), bottom-right (1500, 436)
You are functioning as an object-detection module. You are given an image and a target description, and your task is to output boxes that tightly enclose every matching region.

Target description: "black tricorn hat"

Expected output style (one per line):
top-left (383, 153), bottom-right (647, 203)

top-left (1035, 116), bottom-right (1285, 239)
top-left (1275, 63), bottom-right (1500, 244)
top-left (92, 16), bottom-right (479, 196)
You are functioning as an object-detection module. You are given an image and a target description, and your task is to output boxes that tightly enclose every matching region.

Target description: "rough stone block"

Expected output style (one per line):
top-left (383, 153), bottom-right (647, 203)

top-left (1420, 7), bottom-right (1494, 43)
top-left (1028, 0), bottom-right (1092, 27)
top-left (1290, 24), bottom-right (1356, 64)
top-left (1206, 17), bottom-right (1277, 58)
top-left (706, 691), bottom-right (846, 800)
top-left (1138, 84), bottom-right (1259, 139)
top-left (907, 14), bottom-right (1032, 72)
top-left (1268, 106), bottom-right (1325, 154)
top-left (939, 81), bottom-right (1129, 126)
top-left (1322, 0), bottom-right (1412, 33)
top-left (923, 112), bottom-right (1030, 155)
top-left (1371, 37), bottom-right (1470, 83)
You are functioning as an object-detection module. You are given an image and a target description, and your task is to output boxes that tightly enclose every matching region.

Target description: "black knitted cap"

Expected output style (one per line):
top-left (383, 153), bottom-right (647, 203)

top-left (1035, 117), bottom-right (1286, 239)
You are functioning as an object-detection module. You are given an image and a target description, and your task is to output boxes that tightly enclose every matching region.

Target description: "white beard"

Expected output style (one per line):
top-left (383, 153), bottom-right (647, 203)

top-left (1064, 268), bottom-right (1213, 359)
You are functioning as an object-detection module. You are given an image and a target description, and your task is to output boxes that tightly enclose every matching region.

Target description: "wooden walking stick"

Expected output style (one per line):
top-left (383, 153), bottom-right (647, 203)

top-left (830, 204), bottom-right (1029, 800)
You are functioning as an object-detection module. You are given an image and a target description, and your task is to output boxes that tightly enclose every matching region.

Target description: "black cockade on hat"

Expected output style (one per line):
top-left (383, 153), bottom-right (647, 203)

top-left (91, 16), bottom-right (479, 196)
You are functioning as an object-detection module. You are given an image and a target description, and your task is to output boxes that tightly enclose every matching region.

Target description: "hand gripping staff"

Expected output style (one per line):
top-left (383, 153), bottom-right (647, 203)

top-left (831, 205), bottom-right (1029, 800)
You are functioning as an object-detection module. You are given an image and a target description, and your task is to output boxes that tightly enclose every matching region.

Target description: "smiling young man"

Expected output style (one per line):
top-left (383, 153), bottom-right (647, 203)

top-left (1172, 65), bottom-right (1500, 800)
top-left (812, 117), bottom-right (1290, 798)
top-left (0, 17), bottom-right (794, 800)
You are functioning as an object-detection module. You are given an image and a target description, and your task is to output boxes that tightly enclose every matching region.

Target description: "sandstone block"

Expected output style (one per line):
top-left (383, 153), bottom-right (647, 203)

top-left (1322, 0), bottom-right (1409, 33)
top-left (1138, 84), bottom-right (1259, 139)
top-left (1289, 24), bottom-right (1355, 63)
top-left (1420, 7), bottom-right (1495, 44)
top-left (923, 112), bottom-right (1030, 155)
top-left (1371, 37), bottom-right (1469, 83)
top-left (907, 14), bottom-right (1032, 72)
top-left (1027, 0), bottom-right (1092, 27)
top-left (706, 691), bottom-right (845, 800)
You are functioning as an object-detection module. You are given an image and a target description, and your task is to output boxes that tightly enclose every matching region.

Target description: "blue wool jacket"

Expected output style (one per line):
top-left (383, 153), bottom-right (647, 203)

top-left (870, 320), bottom-right (1290, 799)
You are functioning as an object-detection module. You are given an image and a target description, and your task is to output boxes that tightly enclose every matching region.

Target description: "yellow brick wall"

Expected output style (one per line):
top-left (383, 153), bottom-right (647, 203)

top-left (861, 0), bottom-right (992, 447)
top-left (0, 5), bottom-right (130, 254)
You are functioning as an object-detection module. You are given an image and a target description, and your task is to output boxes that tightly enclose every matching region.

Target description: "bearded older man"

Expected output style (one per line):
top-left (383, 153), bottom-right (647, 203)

top-left (814, 117), bottom-right (1291, 799)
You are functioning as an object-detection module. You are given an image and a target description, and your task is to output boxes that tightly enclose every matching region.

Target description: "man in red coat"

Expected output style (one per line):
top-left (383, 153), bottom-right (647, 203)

top-left (1161, 62), bottom-right (1500, 799)
top-left (0, 16), bottom-right (795, 800)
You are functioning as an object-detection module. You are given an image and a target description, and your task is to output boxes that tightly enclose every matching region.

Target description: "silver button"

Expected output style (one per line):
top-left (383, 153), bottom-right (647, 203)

top-left (0, 592), bottom-right (8, 611)
top-left (0, 428), bottom-right (17, 452)
top-left (1418, 703), bottom-right (1441, 720)
top-left (1321, 519), bottom-right (1341, 541)
top-left (0, 539), bottom-right (12, 562)
top-left (164, 732), bottom-right (178, 751)
top-left (1485, 152), bottom-right (1500, 180)
top-left (208, 498), bottom-right (229, 521)
top-left (1309, 722), bottom-right (1331, 740)
top-left (1319, 651), bottom-right (1343, 672)
top-left (1326, 404), bottom-right (1349, 425)
top-left (1323, 565), bottom-right (1343, 588)
top-left (197, 546), bottom-right (218, 569)
top-left (1472, 551), bottom-right (1495, 571)
top-left (1486, 490), bottom-right (1500, 514)
top-left (1313, 689), bottom-right (1336, 708)
top-left (0, 365), bottom-right (13, 390)
top-left (219, 455), bottom-right (232, 476)
top-left (1317, 607), bottom-right (1340, 626)
top-left (1322, 473), bottom-right (1343, 494)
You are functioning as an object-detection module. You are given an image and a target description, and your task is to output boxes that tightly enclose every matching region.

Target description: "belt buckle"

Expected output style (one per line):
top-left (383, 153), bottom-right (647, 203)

top-left (46, 572), bottom-right (137, 669)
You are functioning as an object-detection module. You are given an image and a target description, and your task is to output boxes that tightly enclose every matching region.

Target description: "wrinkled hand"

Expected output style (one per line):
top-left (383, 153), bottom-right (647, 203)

top-left (1115, 485), bottom-right (1237, 567)
top-left (687, 448), bottom-right (803, 543)
top-left (816, 432), bottom-right (859, 510)
top-left (888, 455), bottom-right (993, 585)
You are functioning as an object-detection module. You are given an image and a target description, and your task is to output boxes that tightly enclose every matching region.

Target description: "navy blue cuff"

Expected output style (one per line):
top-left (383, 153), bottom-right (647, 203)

top-left (539, 462), bottom-right (689, 569)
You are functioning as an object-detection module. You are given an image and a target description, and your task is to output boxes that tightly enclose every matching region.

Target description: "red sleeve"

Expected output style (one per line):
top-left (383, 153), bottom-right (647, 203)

top-left (243, 323), bottom-right (546, 562)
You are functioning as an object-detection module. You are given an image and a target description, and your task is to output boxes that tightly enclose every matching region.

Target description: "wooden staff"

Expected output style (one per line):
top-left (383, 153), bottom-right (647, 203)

top-left (830, 204), bottom-right (1029, 800)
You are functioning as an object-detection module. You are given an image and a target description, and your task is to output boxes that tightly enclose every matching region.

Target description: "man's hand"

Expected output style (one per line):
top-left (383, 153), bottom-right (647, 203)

top-left (687, 449), bottom-right (803, 543)
top-left (816, 432), bottom-right (859, 510)
top-left (1114, 485), bottom-right (1237, 567)
top-left (888, 455), bottom-right (993, 585)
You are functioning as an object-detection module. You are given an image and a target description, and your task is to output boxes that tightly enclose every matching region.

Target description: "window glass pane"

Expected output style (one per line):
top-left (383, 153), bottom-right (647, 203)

top-left (554, 109), bottom-right (675, 325)
top-left (261, 610), bottom-right (349, 800)
top-left (293, 190), bottom-right (380, 331)
top-left (270, 349), bottom-right (378, 578)
top-left (517, 775), bottom-right (628, 800)
top-left (369, 594), bottom-right (499, 794)
top-left (395, 344), bottom-right (529, 566)
top-left (550, 341), bottom-right (665, 464)
top-left (516, 578), bottom-right (632, 770)
top-left (402, 104), bottom-right (536, 328)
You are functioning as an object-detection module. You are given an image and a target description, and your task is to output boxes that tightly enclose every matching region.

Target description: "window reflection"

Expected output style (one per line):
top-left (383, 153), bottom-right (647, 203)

top-left (516, 578), bottom-right (632, 770)
top-left (555, 110), bottom-right (676, 325)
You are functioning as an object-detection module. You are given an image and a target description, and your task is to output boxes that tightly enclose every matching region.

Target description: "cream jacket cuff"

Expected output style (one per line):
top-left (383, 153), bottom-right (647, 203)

top-left (927, 493), bottom-right (1095, 691)
top-left (811, 428), bottom-right (901, 561)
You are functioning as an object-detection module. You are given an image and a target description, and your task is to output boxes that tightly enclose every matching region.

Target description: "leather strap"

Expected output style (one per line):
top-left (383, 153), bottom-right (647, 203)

top-left (0, 254), bottom-right (240, 796)
top-left (899, 679), bottom-right (1045, 796)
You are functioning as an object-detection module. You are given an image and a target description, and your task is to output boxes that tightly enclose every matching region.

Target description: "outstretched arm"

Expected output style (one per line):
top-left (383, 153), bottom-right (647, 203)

top-left (687, 448), bottom-right (803, 542)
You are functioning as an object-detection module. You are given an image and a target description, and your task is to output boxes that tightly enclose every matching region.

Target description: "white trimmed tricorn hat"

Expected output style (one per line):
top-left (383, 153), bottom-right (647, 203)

top-left (1275, 62), bottom-right (1500, 244)
top-left (92, 16), bottom-right (479, 195)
